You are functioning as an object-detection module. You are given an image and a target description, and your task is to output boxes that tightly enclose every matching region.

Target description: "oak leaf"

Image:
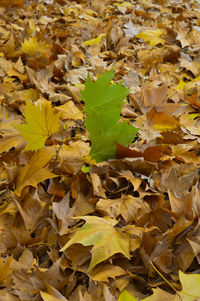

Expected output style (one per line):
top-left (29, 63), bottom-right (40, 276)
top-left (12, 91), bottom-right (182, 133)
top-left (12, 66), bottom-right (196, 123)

top-left (60, 216), bottom-right (130, 270)
top-left (18, 99), bottom-right (60, 151)
top-left (14, 148), bottom-right (57, 196)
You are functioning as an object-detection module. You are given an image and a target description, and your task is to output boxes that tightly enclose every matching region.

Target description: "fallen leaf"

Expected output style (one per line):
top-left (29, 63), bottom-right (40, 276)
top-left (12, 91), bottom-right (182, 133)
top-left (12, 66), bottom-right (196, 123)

top-left (55, 101), bottom-right (83, 120)
top-left (135, 29), bottom-right (166, 46)
top-left (91, 263), bottom-right (126, 282)
top-left (18, 99), bottom-right (60, 151)
top-left (147, 108), bottom-right (179, 131)
top-left (14, 148), bottom-right (57, 196)
top-left (60, 216), bottom-right (130, 270)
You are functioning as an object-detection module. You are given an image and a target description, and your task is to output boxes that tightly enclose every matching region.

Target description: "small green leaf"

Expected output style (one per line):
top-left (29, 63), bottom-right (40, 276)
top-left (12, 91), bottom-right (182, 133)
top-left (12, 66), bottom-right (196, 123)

top-left (81, 165), bottom-right (90, 173)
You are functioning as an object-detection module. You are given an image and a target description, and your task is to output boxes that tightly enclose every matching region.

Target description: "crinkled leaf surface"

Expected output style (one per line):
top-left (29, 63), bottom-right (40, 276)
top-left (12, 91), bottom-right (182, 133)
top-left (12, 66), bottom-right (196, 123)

top-left (18, 99), bottom-right (60, 151)
top-left (14, 148), bottom-right (57, 196)
top-left (81, 69), bottom-right (139, 162)
top-left (60, 215), bottom-right (130, 270)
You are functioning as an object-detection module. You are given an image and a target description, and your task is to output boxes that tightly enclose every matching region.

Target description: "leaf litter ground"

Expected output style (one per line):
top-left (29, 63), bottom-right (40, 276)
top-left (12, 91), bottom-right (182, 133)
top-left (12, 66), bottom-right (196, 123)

top-left (1, 0), bottom-right (200, 300)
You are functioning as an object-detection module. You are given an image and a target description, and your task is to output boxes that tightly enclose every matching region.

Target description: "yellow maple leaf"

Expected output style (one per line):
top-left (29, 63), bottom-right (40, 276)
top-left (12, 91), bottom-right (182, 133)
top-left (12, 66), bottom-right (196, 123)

top-left (14, 148), bottom-right (57, 197)
top-left (21, 36), bottom-right (49, 56)
top-left (18, 99), bottom-right (60, 151)
top-left (60, 216), bottom-right (130, 270)
top-left (136, 29), bottom-right (166, 46)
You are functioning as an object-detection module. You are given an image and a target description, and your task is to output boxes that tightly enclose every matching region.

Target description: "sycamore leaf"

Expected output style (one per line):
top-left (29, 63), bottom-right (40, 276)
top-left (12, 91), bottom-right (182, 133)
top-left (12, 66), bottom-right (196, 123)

top-left (135, 29), bottom-right (166, 46)
top-left (118, 290), bottom-right (138, 301)
top-left (81, 69), bottom-right (139, 162)
top-left (60, 215), bottom-right (130, 270)
top-left (14, 148), bottom-right (57, 196)
top-left (18, 99), bottom-right (60, 151)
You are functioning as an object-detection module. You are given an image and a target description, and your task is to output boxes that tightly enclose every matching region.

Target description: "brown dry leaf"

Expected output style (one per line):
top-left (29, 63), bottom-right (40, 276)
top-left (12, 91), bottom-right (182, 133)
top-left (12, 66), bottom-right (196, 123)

top-left (171, 144), bottom-right (200, 164)
top-left (52, 194), bottom-right (75, 235)
top-left (146, 108), bottom-right (179, 131)
top-left (14, 148), bottom-right (57, 196)
top-left (91, 263), bottom-right (126, 282)
top-left (55, 101), bottom-right (83, 120)
top-left (176, 30), bottom-right (190, 48)
top-left (186, 93), bottom-right (200, 108)
top-left (96, 195), bottom-right (151, 223)
top-left (179, 113), bottom-right (200, 136)
top-left (57, 141), bottom-right (90, 174)
top-left (0, 119), bottom-right (25, 153)
top-left (180, 57), bottom-right (200, 77)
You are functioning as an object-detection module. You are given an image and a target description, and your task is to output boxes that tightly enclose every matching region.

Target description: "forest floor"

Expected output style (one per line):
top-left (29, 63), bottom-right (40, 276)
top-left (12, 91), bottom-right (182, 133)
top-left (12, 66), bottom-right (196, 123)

top-left (0, 0), bottom-right (200, 300)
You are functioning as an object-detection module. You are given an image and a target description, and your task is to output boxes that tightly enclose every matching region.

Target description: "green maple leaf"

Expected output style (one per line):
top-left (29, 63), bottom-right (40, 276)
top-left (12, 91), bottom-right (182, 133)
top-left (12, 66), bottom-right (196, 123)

top-left (81, 69), bottom-right (139, 162)
top-left (60, 216), bottom-right (130, 270)
top-left (18, 99), bottom-right (60, 151)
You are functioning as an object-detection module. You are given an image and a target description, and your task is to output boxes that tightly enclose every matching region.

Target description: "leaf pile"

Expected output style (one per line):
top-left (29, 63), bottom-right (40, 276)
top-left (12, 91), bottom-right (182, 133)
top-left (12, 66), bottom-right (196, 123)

top-left (1, 0), bottom-right (200, 300)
